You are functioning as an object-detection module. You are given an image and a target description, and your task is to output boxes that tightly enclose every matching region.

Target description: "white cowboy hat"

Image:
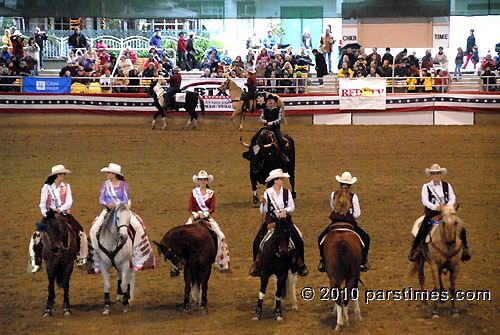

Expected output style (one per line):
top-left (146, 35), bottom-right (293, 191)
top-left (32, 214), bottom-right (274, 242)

top-left (335, 171), bottom-right (357, 185)
top-left (247, 67), bottom-right (255, 73)
top-left (265, 168), bottom-right (290, 183)
top-left (49, 164), bottom-right (72, 176)
top-left (425, 163), bottom-right (447, 176)
top-left (193, 170), bottom-right (213, 184)
top-left (100, 163), bottom-right (125, 177)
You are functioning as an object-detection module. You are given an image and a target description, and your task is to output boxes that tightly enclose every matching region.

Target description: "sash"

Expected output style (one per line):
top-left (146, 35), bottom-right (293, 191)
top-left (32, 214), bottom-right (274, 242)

top-left (105, 180), bottom-right (121, 204)
top-left (193, 187), bottom-right (210, 213)
top-left (427, 184), bottom-right (444, 205)
top-left (47, 183), bottom-right (62, 208)
top-left (267, 188), bottom-right (283, 218)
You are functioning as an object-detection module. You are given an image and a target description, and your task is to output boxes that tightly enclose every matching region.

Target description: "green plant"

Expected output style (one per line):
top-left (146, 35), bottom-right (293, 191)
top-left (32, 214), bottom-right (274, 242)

top-left (193, 38), bottom-right (225, 62)
top-left (269, 20), bottom-right (285, 40)
top-left (107, 19), bottom-right (121, 31)
top-left (0, 18), bottom-right (14, 32)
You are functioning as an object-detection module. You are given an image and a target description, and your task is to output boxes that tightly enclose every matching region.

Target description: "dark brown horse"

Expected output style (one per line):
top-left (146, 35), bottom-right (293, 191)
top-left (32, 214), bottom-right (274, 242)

top-left (154, 219), bottom-right (216, 313)
top-left (323, 224), bottom-right (363, 331)
top-left (40, 211), bottom-right (79, 317)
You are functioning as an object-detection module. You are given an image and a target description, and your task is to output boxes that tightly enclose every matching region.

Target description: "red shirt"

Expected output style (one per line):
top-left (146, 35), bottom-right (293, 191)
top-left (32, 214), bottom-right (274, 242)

top-left (167, 72), bottom-right (182, 88)
top-left (177, 38), bottom-right (187, 52)
top-left (189, 189), bottom-right (216, 214)
top-left (246, 74), bottom-right (257, 92)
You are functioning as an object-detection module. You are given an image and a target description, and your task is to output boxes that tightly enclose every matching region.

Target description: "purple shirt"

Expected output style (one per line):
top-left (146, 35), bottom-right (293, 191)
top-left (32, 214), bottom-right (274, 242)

top-left (99, 181), bottom-right (130, 206)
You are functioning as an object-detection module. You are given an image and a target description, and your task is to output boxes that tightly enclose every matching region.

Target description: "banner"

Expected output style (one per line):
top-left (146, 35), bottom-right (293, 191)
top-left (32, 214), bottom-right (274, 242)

top-left (181, 78), bottom-right (246, 112)
top-left (23, 77), bottom-right (71, 93)
top-left (339, 78), bottom-right (386, 110)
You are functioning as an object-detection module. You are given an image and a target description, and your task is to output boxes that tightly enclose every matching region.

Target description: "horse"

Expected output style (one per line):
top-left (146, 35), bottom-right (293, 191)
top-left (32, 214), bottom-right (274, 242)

top-left (218, 77), bottom-right (285, 131)
top-left (153, 219), bottom-right (217, 313)
top-left (90, 203), bottom-right (135, 315)
top-left (409, 205), bottom-right (465, 318)
top-left (240, 128), bottom-right (296, 207)
top-left (322, 223), bottom-right (363, 332)
top-left (40, 211), bottom-right (79, 317)
top-left (253, 216), bottom-right (299, 321)
top-left (148, 80), bottom-right (205, 129)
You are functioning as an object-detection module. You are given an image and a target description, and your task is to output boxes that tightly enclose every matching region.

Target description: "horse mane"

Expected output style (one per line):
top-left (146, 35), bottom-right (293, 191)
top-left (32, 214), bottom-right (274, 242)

top-left (441, 205), bottom-right (465, 230)
top-left (333, 187), bottom-right (352, 216)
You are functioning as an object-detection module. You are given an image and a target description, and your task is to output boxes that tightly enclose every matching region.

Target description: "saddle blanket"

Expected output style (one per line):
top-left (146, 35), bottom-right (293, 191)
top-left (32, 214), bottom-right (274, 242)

top-left (411, 215), bottom-right (439, 243)
top-left (259, 228), bottom-right (296, 252)
top-left (319, 227), bottom-right (365, 249)
top-left (175, 93), bottom-right (186, 103)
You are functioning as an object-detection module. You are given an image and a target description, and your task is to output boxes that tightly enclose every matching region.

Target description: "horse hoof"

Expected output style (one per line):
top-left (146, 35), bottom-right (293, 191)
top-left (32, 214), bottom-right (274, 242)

top-left (63, 308), bottom-right (72, 317)
top-left (252, 311), bottom-right (262, 320)
top-left (334, 324), bottom-right (343, 332)
top-left (123, 305), bottom-right (130, 313)
top-left (355, 314), bottom-right (362, 322)
top-left (276, 316), bottom-right (284, 321)
top-left (451, 310), bottom-right (459, 318)
top-left (201, 307), bottom-right (208, 315)
top-left (431, 312), bottom-right (440, 319)
top-left (274, 309), bottom-right (284, 321)
top-left (116, 294), bottom-right (123, 303)
top-left (42, 309), bottom-right (52, 317)
top-left (291, 305), bottom-right (299, 311)
top-left (182, 309), bottom-right (189, 315)
top-left (103, 305), bottom-right (111, 315)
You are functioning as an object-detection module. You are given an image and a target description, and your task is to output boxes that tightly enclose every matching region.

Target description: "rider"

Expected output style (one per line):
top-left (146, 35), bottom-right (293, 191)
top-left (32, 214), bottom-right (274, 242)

top-left (151, 70), bottom-right (167, 130)
top-left (29, 165), bottom-right (88, 273)
top-left (249, 168), bottom-right (308, 277)
top-left (89, 163), bottom-right (153, 272)
top-left (317, 171), bottom-right (370, 273)
top-left (243, 67), bottom-right (257, 112)
top-left (248, 95), bottom-right (288, 163)
top-left (171, 170), bottom-right (231, 277)
top-left (409, 163), bottom-right (470, 262)
top-left (164, 66), bottom-right (182, 109)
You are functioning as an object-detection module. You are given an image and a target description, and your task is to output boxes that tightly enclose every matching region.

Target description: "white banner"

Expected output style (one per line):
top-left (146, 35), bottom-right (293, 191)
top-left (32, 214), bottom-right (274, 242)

top-left (339, 78), bottom-right (386, 110)
top-left (432, 24), bottom-right (449, 48)
top-left (179, 78), bottom-right (246, 111)
top-left (342, 25), bottom-right (358, 45)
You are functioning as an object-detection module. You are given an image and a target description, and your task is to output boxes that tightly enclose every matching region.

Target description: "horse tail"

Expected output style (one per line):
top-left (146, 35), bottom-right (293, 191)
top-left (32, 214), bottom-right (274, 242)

top-left (198, 95), bottom-right (205, 115)
top-left (336, 240), bottom-right (352, 285)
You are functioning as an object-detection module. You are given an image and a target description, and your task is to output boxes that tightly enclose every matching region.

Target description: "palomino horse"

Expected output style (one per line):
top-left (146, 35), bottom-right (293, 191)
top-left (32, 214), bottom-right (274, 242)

top-left (90, 203), bottom-right (135, 314)
top-left (154, 219), bottom-right (216, 313)
top-left (409, 205), bottom-right (465, 318)
top-left (253, 216), bottom-right (299, 321)
top-left (322, 223), bottom-right (363, 332)
top-left (218, 77), bottom-right (285, 131)
top-left (40, 211), bottom-right (79, 317)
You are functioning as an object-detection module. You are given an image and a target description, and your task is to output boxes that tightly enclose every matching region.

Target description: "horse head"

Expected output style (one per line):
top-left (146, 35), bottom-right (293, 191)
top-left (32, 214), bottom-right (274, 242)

top-left (218, 77), bottom-right (230, 96)
top-left (153, 238), bottom-right (186, 271)
top-left (42, 211), bottom-right (66, 256)
top-left (273, 216), bottom-right (292, 256)
top-left (114, 203), bottom-right (131, 239)
top-left (440, 205), bottom-right (462, 248)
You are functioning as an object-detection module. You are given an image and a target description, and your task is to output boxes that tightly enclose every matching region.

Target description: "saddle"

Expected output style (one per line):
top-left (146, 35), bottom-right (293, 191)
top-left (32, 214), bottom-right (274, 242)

top-left (320, 222), bottom-right (365, 248)
top-left (196, 218), bottom-right (218, 252)
top-left (259, 228), bottom-right (295, 253)
top-left (411, 215), bottom-right (440, 243)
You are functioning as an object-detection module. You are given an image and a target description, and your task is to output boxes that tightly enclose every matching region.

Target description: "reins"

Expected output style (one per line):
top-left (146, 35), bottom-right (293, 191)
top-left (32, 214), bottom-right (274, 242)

top-left (97, 212), bottom-right (129, 268)
top-left (429, 219), bottom-right (462, 260)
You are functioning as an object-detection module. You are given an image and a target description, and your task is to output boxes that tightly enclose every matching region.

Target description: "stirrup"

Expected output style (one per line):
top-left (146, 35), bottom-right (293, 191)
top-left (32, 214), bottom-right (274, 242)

top-left (170, 268), bottom-right (180, 278)
top-left (408, 249), bottom-right (419, 262)
top-left (77, 258), bottom-right (86, 266)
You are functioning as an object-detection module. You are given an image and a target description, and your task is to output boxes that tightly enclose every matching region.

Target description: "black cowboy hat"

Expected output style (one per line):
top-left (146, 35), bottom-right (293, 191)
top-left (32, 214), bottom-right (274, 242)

top-left (265, 95), bottom-right (279, 102)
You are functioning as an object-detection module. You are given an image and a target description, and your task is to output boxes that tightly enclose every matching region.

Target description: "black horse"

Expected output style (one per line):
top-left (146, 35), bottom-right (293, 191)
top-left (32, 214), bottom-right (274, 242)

top-left (253, 216), bottom-right (298, 321)
top-left (241, 129), bottom-right (296, 206)
top-left (148, 80), bottom-right (205, 129)
top-left (40, 211), bottom-right (79, 317)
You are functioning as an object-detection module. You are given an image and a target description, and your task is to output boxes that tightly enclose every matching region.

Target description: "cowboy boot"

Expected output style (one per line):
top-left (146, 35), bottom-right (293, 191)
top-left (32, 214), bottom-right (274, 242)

top-left (460, 229), bottom-right (471, 262)
top-left (249, 252), bottom-right (261, 277)
top-left (77, 231), bottom-right (88, 267)
top-left (161, 117), bottom-right (167, 130)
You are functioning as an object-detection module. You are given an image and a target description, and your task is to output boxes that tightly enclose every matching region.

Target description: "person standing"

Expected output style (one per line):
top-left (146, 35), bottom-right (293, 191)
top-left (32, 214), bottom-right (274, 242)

top-left (177, 31), bottom-right (191, 71)
top-left (68, 27), bottom-right (88, 52)
top-left (301, 28), bottom-right (312, 50)
top-left (455, 47), bottom-right (464, 78)
top-left (10, 30), bottom-right (24, 59)
top-left (312, 49), bottom-right (327, 85)
top-left (34, 27), bottom-right (47, 70)
top-left (149, 28), bottom-right (163, 51)
top-left (186, 32), bottom-right (197, 69)
top-left (463, 29), bottom-right (475, 69)
top-left (319, 27), bottom-right (335, 73)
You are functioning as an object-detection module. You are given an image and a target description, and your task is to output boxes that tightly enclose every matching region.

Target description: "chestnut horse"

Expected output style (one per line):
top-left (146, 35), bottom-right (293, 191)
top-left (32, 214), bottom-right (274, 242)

top-left (322, 223), bottom-right (363, 332)
top-left (409, 205), bottom-right (465, 318)
top-left (154, 219), bottom-right (216, 313)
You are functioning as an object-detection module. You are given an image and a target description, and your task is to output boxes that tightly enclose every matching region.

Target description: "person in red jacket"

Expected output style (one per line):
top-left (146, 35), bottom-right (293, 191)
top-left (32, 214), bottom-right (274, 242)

top-left (10, 31), bottom-right (24, 59)
top-left (177, 32), bottom-right (191, 71)
top-left (243, 67), bottom-right (257, 112)
top-left (165, 66), bottom-right (182, 109)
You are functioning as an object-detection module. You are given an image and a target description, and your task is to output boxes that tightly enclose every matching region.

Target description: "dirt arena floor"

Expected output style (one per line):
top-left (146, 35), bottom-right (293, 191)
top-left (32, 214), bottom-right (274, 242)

top-left (0, 114), bottom-right (499, 335)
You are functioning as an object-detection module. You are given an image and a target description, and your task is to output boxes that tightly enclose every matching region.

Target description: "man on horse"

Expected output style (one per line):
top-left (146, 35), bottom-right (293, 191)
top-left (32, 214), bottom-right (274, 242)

top-left (164, 66), bottom-right (182, 109)
top-left (408, 163), bottom-right (471, 262)
top-left (249, 169), bottom-right (308, 277)
top-left (247, 95), bottom-right (289, 163)
top-left (317, 172), bottom-right (370, 272)
top-left (243, 67), bottom-right (257, 112)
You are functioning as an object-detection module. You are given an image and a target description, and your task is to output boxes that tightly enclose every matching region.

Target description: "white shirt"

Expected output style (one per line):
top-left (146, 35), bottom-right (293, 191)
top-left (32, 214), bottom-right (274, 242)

top-left (260, 186), bottom-right (295, 215)
top-left (39, 182), bottom-right (73, 217)
top-left (421, 180), bottom-right (456, 211)
top-left (100, 74), bottom-right (111, 86)
top-left (330, 191), bottom-right (360, 219)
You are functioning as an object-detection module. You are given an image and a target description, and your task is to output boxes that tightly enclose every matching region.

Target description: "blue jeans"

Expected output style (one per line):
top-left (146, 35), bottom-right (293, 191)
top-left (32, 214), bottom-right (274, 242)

top-left (39, 50), bottom-right (44, 68)
top-left (454, 64), bottom-right (462, 76)
top-left (323, 52), bottom-right (332, 72)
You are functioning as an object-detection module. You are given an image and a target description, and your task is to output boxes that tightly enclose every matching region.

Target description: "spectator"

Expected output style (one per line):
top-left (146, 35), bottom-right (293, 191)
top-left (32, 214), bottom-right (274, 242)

top-left (407, 67), bottom-right (419, 93)
top-left (149, 28), bottom-right (162, 51)
top-left (354, 55), bottom-right (367, 72)
top-left (263, 30), bottom-right (277, 51)
top-left (358, 47), bottom-right (368, 60)
top-left (10, 31), bottom-right (24, 59)
top-left (301, 28), bottom-right (312, 49)
top-left (421, 50), bottom-right (433, 70)
top-left (338, 62), bottom-right (354, 78)
top-left (434, 46), bottom-right (448, 69)
top-left (127, 68), bottom-right (140, 93)
top-left (34, 27), bottom-right (47, 70)
top-left (96, 40), bottom-right (109, 57)
top-left (67, 50), bottom-right (78, 63)
top-left (244, 54), bottom-right (254, 72)
top-left (148, 47), bottom-right (161, 63)
top-left (463, 29), bottom-right (475, 69)
top-left (98, 49), bottom-right (110, 66)
top-left (312, 49), bottom-right (327, 85)
top-left (246, 49), bottom-right (255, 62)
top-left (142, 62), bottom-right (155, 78)
top-left (123, 47), bottom-right (137, 64)
top-left (295, 47), bottom-right (312, 66)
top-left (74, 65), bottom-right (90, 84)
top-left (255, 60), bottom-right (266, 78)
top-left (18, 60), bottom-right (32, 76)
top-left (256, 48), bottom-right (270, 66)
top-left (495, 51), bottom-right (500, 71)
top-left (282, 61), bottom-right (294, 77)
top-left (434, 69), bottom-right (449, 93)
top-left (394, 48), bottom-right (408, 65)
top-left (88, 77), bottom-right (102, 93)
top-left (280, 71), bottom-right (293, 93)
top-left (85, 45), bottom-right (97, 61)
top-left (408, 52), bottom-right (420, 69)
top-left (454, 47), bottom-right (464, 78)
top-left (90, 63), bottom-right (102, 76)
top-left (367, 67), bottom-right (380, 78)
top-left (68, 27), bottom-right (88, 51)
top-left (25, 37), bottom-right (40, 73)
top-left (367, 53), bottom-right (380, 69)
top-left (471, 46), bottom-right (479, 71)
top-left (143, 54), bottom-right (158, 71)
top-left (160, 51), bottom-right (173, 73)
top-left (113, 68), bottom-right (128, 93)
top-left (420, 69), bottom-right (433, 92)
top-left (117, 55), bottom-right (133, 73)
top-left (231, 56), bottom-right (244, 77)
top-left (266, 60), bottom-right (282, 78)
top-left (480, 54), bottom-right (496, 71)
top-left (200, 56), bottom-right (210, 71)
top-left (157, 63), bottom-right (168, 78)
top-left (177, 31), bottom-right (191, 71)
top-left (378, 59), bottom-right (393, 77)
top-left (59, 61), bottom-right (77, 77)
top-left (186, 32), bottom-right (197, 69)
top-left (99, 68), bottom-right (112, 92)
top-left (382, 47), bottom-right (393, 65)
top-left (2, 29), bottom-right (11, 48)
top-left (221, 49), bottom-right (232, 65)
top-left (319, 28), bottom-right (334, 73)
top-left (1, 45), bottom-right (12, 65)
top-left (200, 68), bottom-right (211, 78)
top-left (206, 46), bottom-right (220, 63)
top-left (267, 71), bottom-right (278, 92)
top-left (481, 65), bottom-right (497, 92)
top-left (246, 31), bottom-right (261, 50)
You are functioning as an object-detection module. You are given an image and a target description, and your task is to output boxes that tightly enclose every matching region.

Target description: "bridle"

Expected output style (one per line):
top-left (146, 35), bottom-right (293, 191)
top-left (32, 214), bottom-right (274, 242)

top-left (97, 208), bottom-right (129, 268)
top-left (429, 217), bottom-right (462, 260)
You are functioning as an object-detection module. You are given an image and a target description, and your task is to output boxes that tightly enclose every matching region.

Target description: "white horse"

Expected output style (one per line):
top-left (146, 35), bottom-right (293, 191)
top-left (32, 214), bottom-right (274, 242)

top-left (90, 203), bottom-right (135, 314)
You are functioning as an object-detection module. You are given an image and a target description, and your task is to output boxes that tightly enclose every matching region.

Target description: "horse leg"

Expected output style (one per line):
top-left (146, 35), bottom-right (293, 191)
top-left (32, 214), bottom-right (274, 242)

top-left (250, 173), bottom-right (259, 207)
top-left (101, 264), bottom-right (112, 315)
top-left (449, 267), bottom-right (459, 317)
top-left (129, 272), bottom-right (136, 303)
top-left (230, 109), bottom-right (239, 129)
top-left (253, 273), bottom-right (269, 320)
top-left (289, 170), bottom-right (296, 199)
top-left (274, 273), bottom-right (288, 321)
top-left (62, 261), bottom-right (74, 317)
top-left (183, 269), bottom-right (192, 313)
top-left (417, 257), bottom-right (427, 308)
top-left (43, 267), bottom-right (56, 317)
top-left (288, 271), bottom-right (298, 311)
top-left (353, 298), bottom-right (362, 321)
top-left (117, 265), bottom-right (130, 313)
top-left (430, 262), bottom-right (441, 318)
top-left (200, 277), bottom-right (209, 314)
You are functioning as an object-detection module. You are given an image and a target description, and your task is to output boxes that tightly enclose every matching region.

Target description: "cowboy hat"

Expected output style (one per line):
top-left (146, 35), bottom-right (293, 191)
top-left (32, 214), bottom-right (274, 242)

top-left (49, 164), bottom-right (72, 177)
top-left (265, 169), bottom-right (290, 183)
top-left (265, 94), bottom-right (279, 102)
top-left (335, 171), bottom-right (357, 185)
top-left (247, 67), bottom-right (255, 73)
top-left (100, 163), bottom-right (125, 177)
top-left (173, 66), bottom-right (180, 72)
top-left (425, 163), bottom-right (447, 176)
top-left (154, 28), bottom-right (161, 32)
top-left (193, 170), bottom-right (213, 184)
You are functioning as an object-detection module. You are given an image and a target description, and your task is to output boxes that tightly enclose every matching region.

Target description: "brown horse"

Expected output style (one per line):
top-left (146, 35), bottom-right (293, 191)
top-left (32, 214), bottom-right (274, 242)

top-left (409, 205), bottom-right (465, 318)
top-left (323, 223), bottom-right (363, 332)
top-left (40, 211), bottom-right (79, 317)
top-left (154, 219), bottom-right (216, 313)
top-left (218, 77), bottom-right (285, 131)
